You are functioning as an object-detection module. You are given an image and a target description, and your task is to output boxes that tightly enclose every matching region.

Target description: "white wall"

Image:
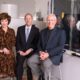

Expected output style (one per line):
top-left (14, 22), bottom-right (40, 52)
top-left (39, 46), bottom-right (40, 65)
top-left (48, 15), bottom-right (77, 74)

top-left (0, 0), bottom-right (49, 19)
top-left (0, 0), bottom-right (36, 18)
top-left (35, 0), bottom-right (49, 19)
top-left (1, 0), bottom-right (79, 22)
top-left (0, 0), bottom-right (73, 19)
top-left (18, 0), bottom-right (35, 18)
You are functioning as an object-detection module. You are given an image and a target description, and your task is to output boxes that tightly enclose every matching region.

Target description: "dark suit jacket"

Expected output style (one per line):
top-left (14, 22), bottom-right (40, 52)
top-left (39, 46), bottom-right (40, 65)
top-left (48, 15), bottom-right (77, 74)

top-left (38, 27), bottom-right (66, 65)
top-left (16, 25), bottom-right (39, 57)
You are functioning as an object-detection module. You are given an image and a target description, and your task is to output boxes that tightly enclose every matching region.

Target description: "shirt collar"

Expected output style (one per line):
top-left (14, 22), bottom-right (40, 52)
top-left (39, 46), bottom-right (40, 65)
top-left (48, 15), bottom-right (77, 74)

top-left (25, 25), bottom-right (31, 29)
top-left (25, 25), bottom-right (32, 33)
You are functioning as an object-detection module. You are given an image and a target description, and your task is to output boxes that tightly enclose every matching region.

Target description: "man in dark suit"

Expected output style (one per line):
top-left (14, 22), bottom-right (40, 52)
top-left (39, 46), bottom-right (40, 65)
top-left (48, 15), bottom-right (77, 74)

top-left (16, 13), bottom-right (40, 80)
top-left (38, 14), bottom-right (66, 80)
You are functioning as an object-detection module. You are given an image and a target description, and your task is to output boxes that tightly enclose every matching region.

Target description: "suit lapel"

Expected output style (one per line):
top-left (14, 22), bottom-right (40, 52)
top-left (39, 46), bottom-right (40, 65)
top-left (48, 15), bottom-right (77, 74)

top-left (22, 26), bottom-right (26, 44)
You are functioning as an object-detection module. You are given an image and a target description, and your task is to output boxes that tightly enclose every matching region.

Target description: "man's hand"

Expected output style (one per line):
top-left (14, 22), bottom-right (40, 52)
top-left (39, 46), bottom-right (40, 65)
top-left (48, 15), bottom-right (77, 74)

top-left (18, 51), bottom-right (25, 56)
top-left (25, 48), bottom-right (33, 55)
top-left (39, 51), bottom-right (49, 60)
top-left (19, 48), bottom-right (33, 56)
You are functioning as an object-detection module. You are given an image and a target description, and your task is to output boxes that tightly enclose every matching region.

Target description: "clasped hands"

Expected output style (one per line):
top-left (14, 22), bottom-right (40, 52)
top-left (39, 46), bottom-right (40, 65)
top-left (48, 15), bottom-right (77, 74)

top-left (19, 48), bottom-right (33, 56)
top-left (39, 51), bottom-right (49, 60)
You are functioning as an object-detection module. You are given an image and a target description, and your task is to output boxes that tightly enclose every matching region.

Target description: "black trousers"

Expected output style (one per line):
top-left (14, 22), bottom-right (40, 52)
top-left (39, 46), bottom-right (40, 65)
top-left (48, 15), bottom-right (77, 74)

top-left (16, 54), bottom-right (32, 80)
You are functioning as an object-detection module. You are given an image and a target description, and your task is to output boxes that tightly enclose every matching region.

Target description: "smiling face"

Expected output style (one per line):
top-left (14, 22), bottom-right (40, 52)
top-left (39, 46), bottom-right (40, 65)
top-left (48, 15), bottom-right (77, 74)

top-left (47, 14), bottom-right (57, 30)
top-left (24, 14), bottom-right (33, 26)
top-left (1, 19), bottom-right (9, 28)
top-left (0, 13), bottom-right (11, 27)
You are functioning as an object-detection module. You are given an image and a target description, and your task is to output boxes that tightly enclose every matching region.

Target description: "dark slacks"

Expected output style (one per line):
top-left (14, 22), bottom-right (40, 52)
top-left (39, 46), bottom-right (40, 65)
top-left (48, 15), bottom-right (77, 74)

top-left (16, 54), bottom-right (32, 80)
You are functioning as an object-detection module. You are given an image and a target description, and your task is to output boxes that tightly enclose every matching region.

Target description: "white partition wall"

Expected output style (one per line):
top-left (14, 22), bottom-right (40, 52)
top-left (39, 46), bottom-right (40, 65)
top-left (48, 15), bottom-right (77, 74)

top-left (0, 4), bottom-right (18, 18)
